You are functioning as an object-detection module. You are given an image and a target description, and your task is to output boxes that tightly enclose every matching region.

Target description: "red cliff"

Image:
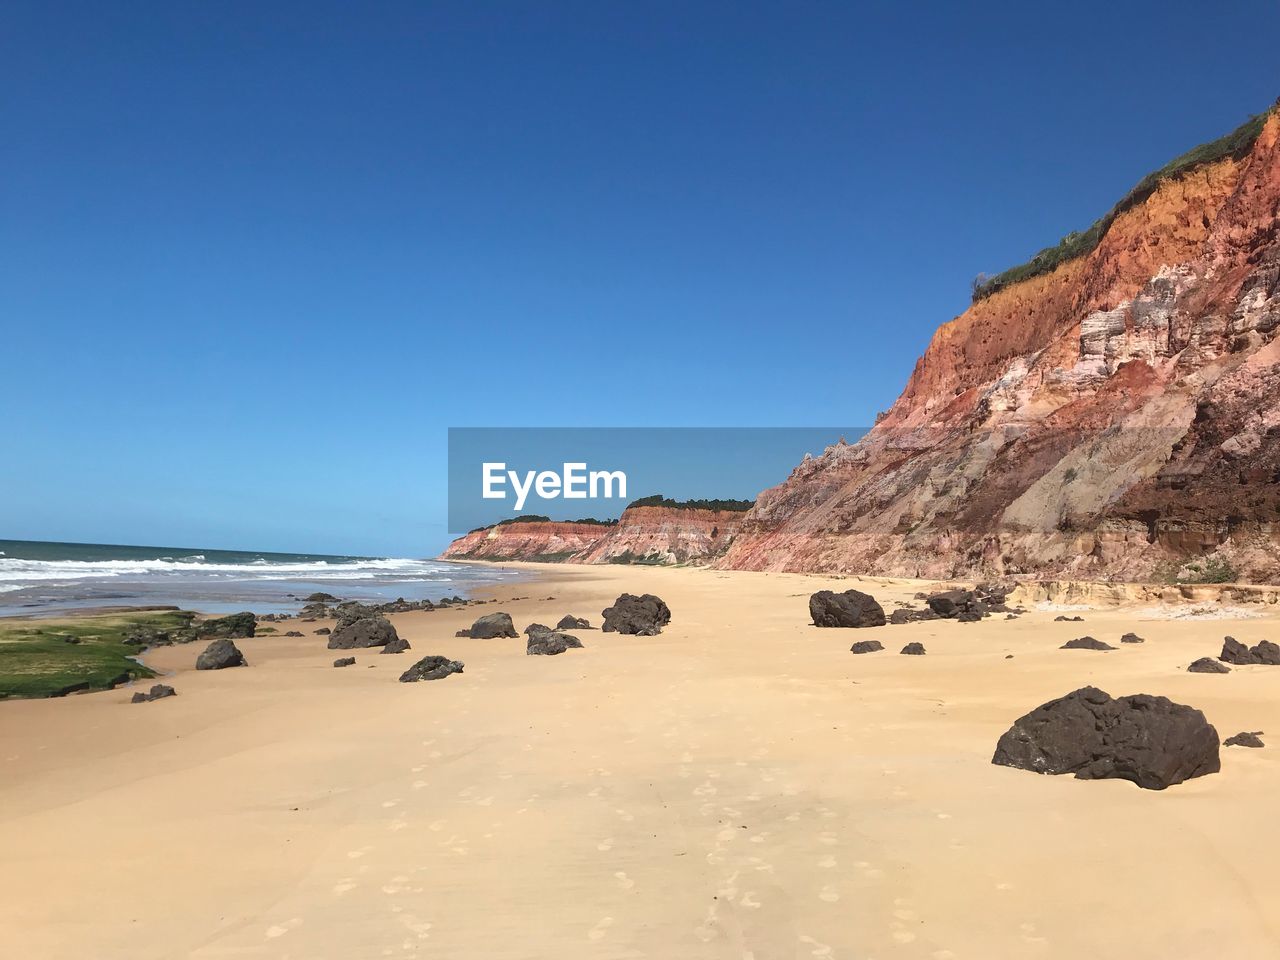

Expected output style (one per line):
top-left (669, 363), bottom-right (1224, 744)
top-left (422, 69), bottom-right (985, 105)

top-left (441, 504), bottom-right (748, 565)
top-left (721, 104), bottom-right (1280, 582)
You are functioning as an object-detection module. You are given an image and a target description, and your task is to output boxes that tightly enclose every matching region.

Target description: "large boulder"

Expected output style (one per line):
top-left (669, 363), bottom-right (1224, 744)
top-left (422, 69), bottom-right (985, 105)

top-left (398, 656), bottom-right (464, 683)
top-left (469, 612), bottom-right (518, 639)
top-left (992, 686), bottom-right (1220, 790)
top-left (195, 638), bottom-right (247, 670)
top-left (1254, 640), bottom-right (1280, 665)
top-left (195, 612), bottom-right (256, 639)
top-left (900, 642), bottom-right (926, 655)
top-left (557, 615), bottom-right (592, 630)
top-left (809, 590), bottom-right (885, 628)
top-left (328, 616), bottom-right (399, 649)
top-left (602, 594), bottom-right (671, 635)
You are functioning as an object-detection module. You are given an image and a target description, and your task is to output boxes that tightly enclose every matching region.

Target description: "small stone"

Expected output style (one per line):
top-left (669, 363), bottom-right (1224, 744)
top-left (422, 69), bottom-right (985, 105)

top-left (850, 640), bottom-right (885, 654)
top-left (1224, 731), bottom-right (1264, 748)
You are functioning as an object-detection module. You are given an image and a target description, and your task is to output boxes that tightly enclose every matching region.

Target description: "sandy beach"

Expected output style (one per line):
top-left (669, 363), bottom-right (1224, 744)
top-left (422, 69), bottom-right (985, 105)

top-left (2, 563), bottom-right (1279, 959)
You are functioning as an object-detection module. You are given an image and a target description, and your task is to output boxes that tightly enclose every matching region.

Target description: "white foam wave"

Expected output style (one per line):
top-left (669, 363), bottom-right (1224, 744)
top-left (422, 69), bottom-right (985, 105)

top-left (0, 556), bottom-right (453, 584)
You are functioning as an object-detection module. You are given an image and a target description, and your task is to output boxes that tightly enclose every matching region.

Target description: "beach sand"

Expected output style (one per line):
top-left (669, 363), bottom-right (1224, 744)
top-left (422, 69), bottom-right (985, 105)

top-left (2, 563), bottom-right (1278, 959)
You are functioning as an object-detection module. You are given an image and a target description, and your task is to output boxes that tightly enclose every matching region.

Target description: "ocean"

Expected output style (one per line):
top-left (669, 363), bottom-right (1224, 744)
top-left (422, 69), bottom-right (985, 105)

top-left (0, 539), bottom-right (521, 617)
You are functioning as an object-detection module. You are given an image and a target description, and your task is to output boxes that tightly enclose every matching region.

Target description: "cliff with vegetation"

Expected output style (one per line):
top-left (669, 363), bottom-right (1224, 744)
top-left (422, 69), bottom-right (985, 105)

top-left (721, 101), bottom-right (1280, 582)
top-left (441, 498), bottom-right (751, 565)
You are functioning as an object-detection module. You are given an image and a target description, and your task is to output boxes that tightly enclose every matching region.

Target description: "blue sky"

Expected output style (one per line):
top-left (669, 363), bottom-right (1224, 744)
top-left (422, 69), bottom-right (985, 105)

top-left (3, 1), bottom-right (1276, 556)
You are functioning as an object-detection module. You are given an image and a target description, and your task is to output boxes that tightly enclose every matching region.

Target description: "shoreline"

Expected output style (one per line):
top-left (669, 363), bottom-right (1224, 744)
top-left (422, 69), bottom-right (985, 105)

top-left (3, 563), bottom-right (1280, 957)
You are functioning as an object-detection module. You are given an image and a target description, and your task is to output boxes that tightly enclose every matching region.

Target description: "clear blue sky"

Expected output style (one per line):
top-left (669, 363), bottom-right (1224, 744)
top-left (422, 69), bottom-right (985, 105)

top-left (3, 1), bottom-right (1276, 556)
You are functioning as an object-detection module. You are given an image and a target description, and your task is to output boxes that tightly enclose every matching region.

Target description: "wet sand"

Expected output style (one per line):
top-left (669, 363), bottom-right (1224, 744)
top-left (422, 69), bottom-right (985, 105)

top-left (2, 563), bottom-right (1278, 958)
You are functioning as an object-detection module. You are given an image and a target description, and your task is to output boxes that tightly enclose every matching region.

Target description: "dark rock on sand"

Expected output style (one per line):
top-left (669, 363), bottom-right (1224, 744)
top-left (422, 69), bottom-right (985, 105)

top-left (196, 611), bottom-right (256, 639)
top-left (1224, 731), bottom-right (1265, 748)
top-left (283, 630), bottom-right (304, 637)
top-left (1252, 640), bottom-right (1280, 665)
top-left (809, 590), bottom-right (885, 628)
top-left (900, 642), bottom-right (926, 655)
top-left (527, 631), bottom-right (583, 656)
top-left (602, 594), bottom-right (672, 635)
top-left (314, 627), bottom-right (331, 635)
top-left (850, 640), bottom-right (885, 654)
top-left (1220, 637), bottom-right (1257, 665)
top-left (1120, 632), bottom-right (1145, 644)
top-left (469, 612), bottom-right (518, 639)
top-left (195, 638), bottom-right (247, 670)
top-left (1189, 657), bottom-right (1231, 674)
top-left (398, 655), bottom-right (464, 682)
top-left (130, 684), bottom-right (177, 704)
top-left (455, 628), bottom-right (471, 637)
top-left (305, 592), bottom-right (340, 602)
top-left (333, 656), bottom-right (356, 668)
top-left (381, 638), bottom-right (412, 654)
top-left (1061, 636), bottom-right (1116, 651)
top-left (557, 615), bottom-right (592, 630)
top-left (524, 623), bottom-right (552, 637)
top-left (992, 686), bottom-right (1220, 790)
top-left (1054, 615), bottom-right (1085, 623)
top-left (328, 616), bottom-right (399, 649)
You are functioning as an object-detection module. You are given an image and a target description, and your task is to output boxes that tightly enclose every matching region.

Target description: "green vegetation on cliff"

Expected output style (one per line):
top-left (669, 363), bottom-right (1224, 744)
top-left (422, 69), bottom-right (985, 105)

top-left (627, 494), bottom-right (755, 512)
top-left (971, 106), bottom-right (1273, 302)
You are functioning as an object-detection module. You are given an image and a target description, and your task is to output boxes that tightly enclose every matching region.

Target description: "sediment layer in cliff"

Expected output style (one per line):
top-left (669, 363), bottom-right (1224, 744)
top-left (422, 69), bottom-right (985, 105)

top-left (721, 102), bottom-right (1280, 582)
top-left (441, 503), bottom-right (748, 565)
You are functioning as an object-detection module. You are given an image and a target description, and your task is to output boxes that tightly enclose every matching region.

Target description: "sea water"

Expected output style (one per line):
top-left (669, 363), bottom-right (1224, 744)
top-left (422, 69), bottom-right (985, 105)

top-left (0, 539), bottom-right (521, 616)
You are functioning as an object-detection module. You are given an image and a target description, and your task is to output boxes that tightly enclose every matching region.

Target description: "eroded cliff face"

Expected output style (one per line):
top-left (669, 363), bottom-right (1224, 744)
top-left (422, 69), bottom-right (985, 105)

top-left (721, 108), bottom-right (1280, 582)
top-left (441, 507), bottom-right (746, 565)
top-left (441, 521), bottom-right (612, 562)
top-left (574, 506), bottom-right (745, 564)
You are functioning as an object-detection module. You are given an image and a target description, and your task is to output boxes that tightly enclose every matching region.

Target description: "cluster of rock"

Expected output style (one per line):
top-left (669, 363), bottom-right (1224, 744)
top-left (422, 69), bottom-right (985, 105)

top-left (1188, 636), bottom-right (1280, 673)
top-left (295, 594), bottom-right (481, 622)
top-left (1219, 636), bottom-right (1280, 665)
top-left (992, 686), bottom-right (1221, 790)
top-left (124, 611), bottom-right (256, 649)
top-left (327, 612), bottom-right (400, 650)
top-left (850, 640), bottom-right (927, 655)
top-left (891, 584), bottom-right (1018, 624)
top-left (130, 684), bottom-right (176, 704)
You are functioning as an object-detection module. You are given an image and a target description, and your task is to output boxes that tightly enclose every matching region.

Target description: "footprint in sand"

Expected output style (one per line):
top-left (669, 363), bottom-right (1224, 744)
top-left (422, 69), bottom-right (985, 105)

top-left (332, 880), bottom-right (357, 895)
top-left (348, 846), bottom-right (373, 859)
top-left (265, 917), bottom-right (302, 938)
top-left (597, 837), bottom-right (614, 852)
top-left (587, 917), bottom-right (614, 941)
top-left (818, 885), bottom-right (840, 903)
top-left (817, 855), bottom-right (836, 869)
top-left (614, 871), bottom-right (635, 890)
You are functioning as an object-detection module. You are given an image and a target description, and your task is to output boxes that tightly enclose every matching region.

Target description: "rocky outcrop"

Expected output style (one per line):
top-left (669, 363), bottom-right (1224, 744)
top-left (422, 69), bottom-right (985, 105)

top-left (1061, 636), bottom-right (1117, 650)
top-left (720, 104), bottom-right (1280, 582)
top-left (992, 686), bottom-right (1221, 789)
top-left (1189, 657), bottom-right (1231, 674)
